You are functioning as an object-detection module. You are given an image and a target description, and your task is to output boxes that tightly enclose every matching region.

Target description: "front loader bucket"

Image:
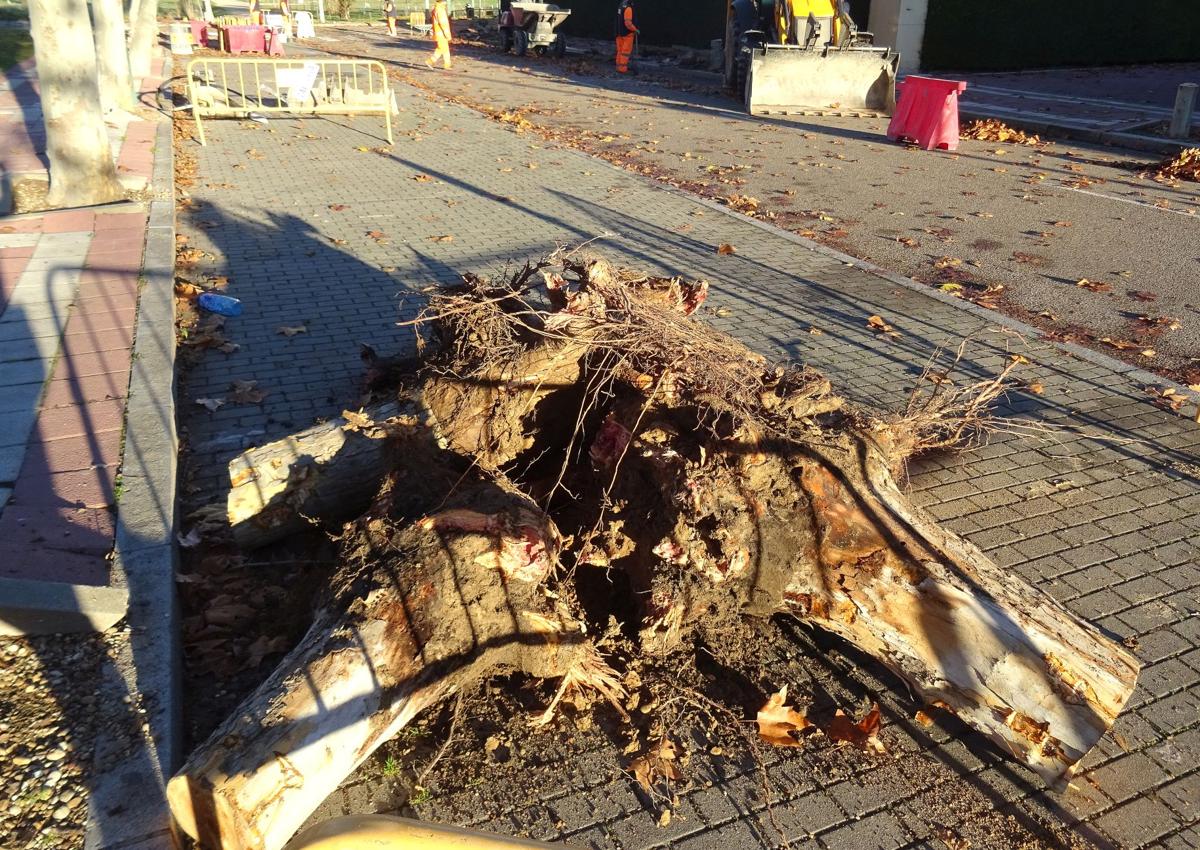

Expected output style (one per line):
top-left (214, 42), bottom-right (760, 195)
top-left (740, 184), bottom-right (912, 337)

top-left (746, 44), bottom-right (899, 117)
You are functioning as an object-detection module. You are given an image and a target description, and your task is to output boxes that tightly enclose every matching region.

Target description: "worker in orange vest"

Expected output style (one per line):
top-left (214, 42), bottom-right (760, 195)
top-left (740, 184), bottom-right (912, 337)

top-left (383, 0), bottom-right (397, 36)
top-left (426, 0), bottom-right (453, 70)
top-left (614, 0), bottom-right (638, 74)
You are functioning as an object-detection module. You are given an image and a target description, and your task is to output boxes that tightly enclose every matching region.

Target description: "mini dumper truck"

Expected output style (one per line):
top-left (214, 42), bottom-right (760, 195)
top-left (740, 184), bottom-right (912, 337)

top-left (499, 1), bottom-right (571, 58)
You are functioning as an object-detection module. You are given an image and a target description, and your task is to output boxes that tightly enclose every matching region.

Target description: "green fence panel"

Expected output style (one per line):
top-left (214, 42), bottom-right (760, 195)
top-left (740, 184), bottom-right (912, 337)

top-left (558, 0), bottom-right (727, 48)
top-left (921, 0), bottom-right (1200, 71)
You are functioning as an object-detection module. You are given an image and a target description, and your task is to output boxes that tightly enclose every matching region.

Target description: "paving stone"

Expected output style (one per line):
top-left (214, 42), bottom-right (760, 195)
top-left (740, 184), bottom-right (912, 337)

top-left (11, 464), bottom-right (116, 508)
top-left (770, 790), bottom-right (848, 840)
top-left (1083, 751), bottom-right (1172, 805)
top-left (0, 541), bottom-right (108, 585)
top-left (817, 809), bottom-right (909, 850)
top-left (38, 369), bottom-right (130, 408)
top-left (1148, 727), bottom-right (1200, 776)
top-left (33, 398), bottom-right (124, 441)
top-left (1093, 795), bottom-right (1181, 847)
top-left (1155, 770), bottom-right (1200, 824)
top-left (0, 504), bottom-right (114, 554)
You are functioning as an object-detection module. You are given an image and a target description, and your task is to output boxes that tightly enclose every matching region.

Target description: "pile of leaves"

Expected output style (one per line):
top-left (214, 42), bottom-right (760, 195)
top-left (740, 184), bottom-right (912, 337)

top-left (1144, 147), bottom-right (1200, 183)
top-left (960, 119), bottom-right (1042, 146)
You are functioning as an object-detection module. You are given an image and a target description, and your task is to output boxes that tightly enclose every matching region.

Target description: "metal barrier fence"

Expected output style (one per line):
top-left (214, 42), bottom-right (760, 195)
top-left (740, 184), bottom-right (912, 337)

top-left (187, 57), bottom-right (394, 146)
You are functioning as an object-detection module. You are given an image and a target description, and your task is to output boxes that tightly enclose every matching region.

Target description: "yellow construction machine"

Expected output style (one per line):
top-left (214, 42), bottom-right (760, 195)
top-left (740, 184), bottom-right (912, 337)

top-left (724, 0), bottom-right (899, 116)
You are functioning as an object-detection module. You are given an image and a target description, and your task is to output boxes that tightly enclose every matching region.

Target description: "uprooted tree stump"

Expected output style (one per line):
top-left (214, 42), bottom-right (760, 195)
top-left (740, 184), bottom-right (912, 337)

top-left (172, 255), bottom-right (1140, 850)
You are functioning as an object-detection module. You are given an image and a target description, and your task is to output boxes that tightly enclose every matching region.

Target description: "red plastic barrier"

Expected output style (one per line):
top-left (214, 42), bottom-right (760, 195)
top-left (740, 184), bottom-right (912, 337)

top-left (188, 19), bottom-right (208, 47)
top-left (221, 25), bottom-right (267, 54)
top-left (887, 76), bottom-right (967, 151)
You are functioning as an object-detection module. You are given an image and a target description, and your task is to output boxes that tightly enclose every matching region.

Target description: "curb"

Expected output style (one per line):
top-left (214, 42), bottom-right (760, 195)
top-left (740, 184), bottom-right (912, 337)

top-left (83, 55), bottom-right (181, 850)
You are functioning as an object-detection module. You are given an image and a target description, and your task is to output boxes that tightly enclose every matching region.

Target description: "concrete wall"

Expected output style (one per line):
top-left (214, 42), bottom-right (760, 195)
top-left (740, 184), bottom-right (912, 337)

top-left (869, 0), bottom-right (927, 73)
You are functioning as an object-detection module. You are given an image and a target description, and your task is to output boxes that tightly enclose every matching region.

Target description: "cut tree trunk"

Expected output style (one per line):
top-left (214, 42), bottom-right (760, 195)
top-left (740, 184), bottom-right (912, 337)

top-left (171, 482), bottom-right (603, 850)
top-left (183, 256), bottom-right (1139, 850)
top-left (227, 333), bottom-right (592, 549)
top-left (92, 0), bottom-right (136, 114)
top-left (591, 417), bottom-right (1139, 786)
top-left (27, 0), bottom-right (125, 207)
top-left (226, 401), bottom-right (406, 549)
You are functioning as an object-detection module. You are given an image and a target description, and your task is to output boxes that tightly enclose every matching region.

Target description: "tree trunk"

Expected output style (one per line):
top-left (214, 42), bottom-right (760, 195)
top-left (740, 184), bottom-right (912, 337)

top-left (178, 0), bottom-right (200, 21)
top-left (127, 0), bottom-right (158, 79)
top-left (171, 483), bottom-right (605, 850)
top-left (179, 255), bottom-right (1140, 850)
top-left (227, 332), bottom-right (591, 549)
top-left (27, 0), bottom-right (125, 208)
top-left (226, 401), bottom-right (406, 549)
top-left (92, 0), bottom-right (136, 114)
top-left (597, 417), bottom-right (1139, 787)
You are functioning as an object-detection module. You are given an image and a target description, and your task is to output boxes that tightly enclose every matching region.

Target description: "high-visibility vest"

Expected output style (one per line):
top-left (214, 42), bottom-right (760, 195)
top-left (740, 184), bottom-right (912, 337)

top-left (614, 1), bottom-right (635, 37)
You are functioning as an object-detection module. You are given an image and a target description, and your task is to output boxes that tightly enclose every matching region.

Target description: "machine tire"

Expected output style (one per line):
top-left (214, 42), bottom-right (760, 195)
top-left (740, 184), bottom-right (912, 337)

top-left (733, 49), bottom-right (749, 104)
top-left (551, 34), bottom-right (566, 58)
top-left (723, 12), bottom-right (739, 90)
top-left (500, 28), bottom-right (513, 52)
top-left (514, 28), bottom-right (529, 57)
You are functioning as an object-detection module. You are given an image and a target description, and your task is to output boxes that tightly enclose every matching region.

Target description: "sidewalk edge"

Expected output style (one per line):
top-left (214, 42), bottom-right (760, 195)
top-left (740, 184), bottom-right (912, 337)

top-left (84, 53), bottom-right (182, 850)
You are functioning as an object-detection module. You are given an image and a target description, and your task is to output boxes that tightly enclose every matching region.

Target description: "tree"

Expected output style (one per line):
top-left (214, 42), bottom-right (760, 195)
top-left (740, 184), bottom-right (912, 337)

top-left (127, 0), bottom-right (159, 78)
top-left (26, 0), bottom-right (124, 207)
top-left (92, 0), bottom-right (135, 114)
top-left (170, 257), bottom-right (1140, 850)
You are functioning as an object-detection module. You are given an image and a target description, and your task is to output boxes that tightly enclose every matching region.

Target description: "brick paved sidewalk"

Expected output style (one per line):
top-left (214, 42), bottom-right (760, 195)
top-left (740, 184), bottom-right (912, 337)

top-left (0, 56), bottom-right (165, 625)
top-left (176, 67), bottom-right (1200, 849)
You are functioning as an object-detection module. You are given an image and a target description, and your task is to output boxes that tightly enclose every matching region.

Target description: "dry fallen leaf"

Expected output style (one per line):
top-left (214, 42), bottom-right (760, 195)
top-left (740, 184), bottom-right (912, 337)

top-left (431, 234), bottom-right (455, 243)
top-left (1075, 278), bottom-right (1111, 293)
top-left (277, 325), bottom-right (307, 336)
top-left (175, 281), bottom-right (203, 300)
top-left (629, 737), bottom-right (682, 793)
top-left (342, 408), bottom-right (374, 433)
top-left (229, 380), bottom-right (267, 404)
top-left (1129, 290), bottom-right (1157, 302)
top-left (867, 315), bottom-right (901, 337)
top-left (413, 174), bottom-right (433, 182)
top-left (367, 230), bottom-right (387, 240)
top-left (716, 243), bottom-right (737, 255)
top-left (195, 397), bottom-right (225, 412)
top-left (826, 703), bottom-right (885, 753)
top-left (757, 685), bottom-right (813, 747)
top-left (328, 204), bottom-right (348, 212)
top-left (936, 826), bottom-right (972, 850)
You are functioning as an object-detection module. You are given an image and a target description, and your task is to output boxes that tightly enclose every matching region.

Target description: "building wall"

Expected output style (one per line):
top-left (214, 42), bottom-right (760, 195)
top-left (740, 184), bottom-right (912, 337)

top-left (920, 0), bottom-right (1200, 71)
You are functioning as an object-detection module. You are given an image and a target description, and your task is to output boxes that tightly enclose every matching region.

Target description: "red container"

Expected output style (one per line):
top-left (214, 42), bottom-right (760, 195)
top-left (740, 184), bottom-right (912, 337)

top-left (886, 76), bottom-right (967, 151)
top-left (188, 19), bottom-right (209, 46)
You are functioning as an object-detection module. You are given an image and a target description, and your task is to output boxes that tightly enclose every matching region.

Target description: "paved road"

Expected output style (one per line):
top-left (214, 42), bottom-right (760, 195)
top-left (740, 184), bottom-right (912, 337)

top-left (304, 25), bottom-right (1200, 388)
top-left (175, 39), bottom-right (1200, 850)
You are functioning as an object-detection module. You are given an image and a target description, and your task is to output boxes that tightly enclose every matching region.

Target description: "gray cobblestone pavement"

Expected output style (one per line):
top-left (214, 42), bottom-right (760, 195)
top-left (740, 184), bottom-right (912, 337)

top-left (175, 68), bottom-right (1200, 849)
